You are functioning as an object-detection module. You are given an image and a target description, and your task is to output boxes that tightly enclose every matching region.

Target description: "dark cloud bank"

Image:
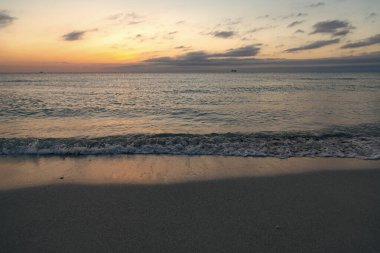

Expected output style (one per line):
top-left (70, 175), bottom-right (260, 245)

top-left (111, 45), bottom-right (380, 73)
top-left (144, 45), bottom-right (261, 65)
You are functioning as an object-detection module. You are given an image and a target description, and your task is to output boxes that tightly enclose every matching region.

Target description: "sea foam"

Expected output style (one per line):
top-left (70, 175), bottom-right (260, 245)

top-left (1, 128), bottom-right (379, 159)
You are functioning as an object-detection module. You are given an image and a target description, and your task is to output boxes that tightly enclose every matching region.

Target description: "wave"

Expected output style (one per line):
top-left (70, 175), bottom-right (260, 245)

top-left (0, 79), bottom-right (47, 83)
top-left (1, 126), bottom-right (379, 159)
top-left (298, 77), bottom-right (358, 81)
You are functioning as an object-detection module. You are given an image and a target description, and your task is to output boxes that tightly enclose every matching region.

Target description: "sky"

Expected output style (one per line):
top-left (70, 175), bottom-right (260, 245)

top-left (0, 0), bottom-right (380, 72)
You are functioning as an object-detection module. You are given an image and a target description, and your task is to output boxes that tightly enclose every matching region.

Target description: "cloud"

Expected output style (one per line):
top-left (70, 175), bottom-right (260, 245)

top-left (145, 51), bottom-right (209, 65)
top-left (115, 52), bottom-right (380, 73)
top-left (223, 17), bottom-right (243, 26)
top-left (367, 13), bottom-right (377, 18)
top-left (295, 29), bottom-right (305, 34)
top-left (62, 29), bottom-right (97, 41)
top-left (285, 39), bottom-right (340, 52)
top-left (308, 2), bottom-right (325, 8)
top-left (134, 31), bottom-right (177, 42)
top-left (288, 21), bottom-right (304, 28)
top-left (163, 31), bottom-right (177, 40)
top-left (333, 29), bottom-right (350, 37)
top-left (62, 31), bottom-right (87, 41)
top-left (175, 45), bottom-right (192, 51)
top-left (281, 13), bottom-right (308, 19)
top-left (146, 45), bottom-right (261, 65)
top-left (134, 33), bottom-right (157, 42)
top-left (342, 34), bottom-right (380, 49)
top-left (212, 31), bottom-right (235, 38)
top-left (310, 20), bottom-right (353, 37)
top-left (210, 45), bottom-right (261, 57)
top-left (107, 12), bottom-right (144, 25)
top-left (366, 13), bottom-right (377, 20)
top-left (107, 13), bottom-right (122, 20)
top-left (248, 26), bottom-right (275, 33)
top-left (0, 10), bottom-right (16, 28)
top-left (257, 14), bottom-right (270, 19)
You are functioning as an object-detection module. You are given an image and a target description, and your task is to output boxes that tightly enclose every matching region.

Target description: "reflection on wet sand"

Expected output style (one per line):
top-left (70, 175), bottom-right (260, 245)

top-left (1, 155), bottom-right (379, 190)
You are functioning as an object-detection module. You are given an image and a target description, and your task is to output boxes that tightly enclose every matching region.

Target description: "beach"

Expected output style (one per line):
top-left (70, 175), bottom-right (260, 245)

top-left (2, 0), bottom-right (380, 251)
top-left (1, 156), bottom-right (380, 252)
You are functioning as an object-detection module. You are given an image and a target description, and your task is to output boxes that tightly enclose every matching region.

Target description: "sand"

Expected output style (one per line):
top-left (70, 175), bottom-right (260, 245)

top-left (0, 156), bottom-right (380, 252)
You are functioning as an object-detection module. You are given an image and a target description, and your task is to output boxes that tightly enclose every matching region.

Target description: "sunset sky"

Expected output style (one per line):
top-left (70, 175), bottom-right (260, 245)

top-left (1, 0), bottom-right (380, 72)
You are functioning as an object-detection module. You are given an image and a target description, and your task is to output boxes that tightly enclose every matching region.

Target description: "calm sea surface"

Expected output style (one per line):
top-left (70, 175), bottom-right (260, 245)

top-left (1, 73), bottom-right (379, 158)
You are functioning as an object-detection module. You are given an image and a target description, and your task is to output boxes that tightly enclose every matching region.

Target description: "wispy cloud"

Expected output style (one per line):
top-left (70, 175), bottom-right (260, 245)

top-left (257, 14), bottom-right (270, 19)
top-left (132, 31), bottom-right (179, 42)
top-left (248, 26), bottom-right (275, 33)
top-left (223, 17), bottom-right (243, 26)
top-left (0, 10), bottom-right (16, 28)
top-left (214, 18), bottom-right (243, 29)
top-left (62, 29), bottom-right (97, 41)
top-left (107, 12), bottom-right (144, 25)
top-left (281, 13), bottom-right (308, 19)
top-left (175, 45), bottom-right (192, 51)
top-left (163, 31), bottom-right (178, 40)
top-left (295, 29), bottom-right (305, 34)
top-left (307, 2), bottom-right (325, 8)
top-left (211, 31), bottom-right (236, 38)
top-left (310, 20), bottom-right (353, 37)
top-left (342, 34), bottom-right (380, 49)
top-left (285, 39), bottom-right (340, 52)
top-left (134, 33), bottom-right (157, 42)
top-left (366, 12), bottom-right (377, 20)
top-left (288, 20), bottom-right (304, 28)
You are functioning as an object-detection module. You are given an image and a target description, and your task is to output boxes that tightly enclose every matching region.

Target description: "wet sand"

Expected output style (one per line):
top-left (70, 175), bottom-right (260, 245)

top-left (1, 156), bottom-right (380, 252)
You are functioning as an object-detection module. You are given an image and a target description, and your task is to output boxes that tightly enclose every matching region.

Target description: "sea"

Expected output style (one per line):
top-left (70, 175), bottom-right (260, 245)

top-left (0, 72), bottom-right (379, 159)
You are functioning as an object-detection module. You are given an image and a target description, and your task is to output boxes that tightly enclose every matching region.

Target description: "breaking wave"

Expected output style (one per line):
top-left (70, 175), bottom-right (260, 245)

top-left (1, 125), bottom-right (379, 159)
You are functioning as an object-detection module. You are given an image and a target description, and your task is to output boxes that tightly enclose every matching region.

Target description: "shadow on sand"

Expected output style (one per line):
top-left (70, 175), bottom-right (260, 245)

top-left (1, 169), bottom-right (380, 253)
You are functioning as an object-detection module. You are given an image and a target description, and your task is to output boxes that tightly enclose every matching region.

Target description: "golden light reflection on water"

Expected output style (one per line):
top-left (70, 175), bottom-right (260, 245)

top-left (0, 116), bottom-right (233, 138)
top-left (0, 156), bottom-right (379, 190)
top-left (0, 117), bottom-right (161, 138)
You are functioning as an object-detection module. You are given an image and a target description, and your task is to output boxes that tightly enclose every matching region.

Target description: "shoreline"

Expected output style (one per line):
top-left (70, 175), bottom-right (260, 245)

top-left (1, 156), bottom-right (380, 190)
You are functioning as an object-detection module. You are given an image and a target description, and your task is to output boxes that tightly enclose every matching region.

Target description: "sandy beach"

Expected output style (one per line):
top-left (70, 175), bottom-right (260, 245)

top-left (1, 156), bottom-right (380, 252)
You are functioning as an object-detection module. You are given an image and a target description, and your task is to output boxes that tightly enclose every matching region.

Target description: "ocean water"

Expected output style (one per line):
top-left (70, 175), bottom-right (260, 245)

top-left (1, 73), bottom-right (379, 159)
